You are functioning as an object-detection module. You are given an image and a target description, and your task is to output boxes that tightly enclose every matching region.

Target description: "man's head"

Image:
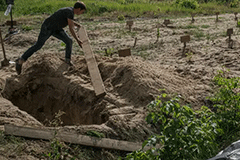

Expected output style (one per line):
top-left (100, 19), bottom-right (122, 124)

top-left (74, 1), bottom-right (86, 15)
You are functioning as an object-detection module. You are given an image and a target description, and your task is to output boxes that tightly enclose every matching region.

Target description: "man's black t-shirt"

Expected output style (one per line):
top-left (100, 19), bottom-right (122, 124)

top-left (43, 7), bottom-right (74, 30)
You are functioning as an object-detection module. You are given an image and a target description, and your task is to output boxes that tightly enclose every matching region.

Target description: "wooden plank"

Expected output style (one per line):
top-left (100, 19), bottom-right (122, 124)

top-left (180, 35), bottom-right (190, 43)
top-left (227, 28), bottom-right (233, 36)
top-left (4, 124), bottom-right (55, 140)
top-left (118, 48), bottom-right (131, 57)
top-left (77, 26), bottom-right (106, 97)
top-left (126, 21), bottom-right (133, 26)
top-left (6, 20), bottom-right (17, 26)
top-left (4, 124), bottom-right (147, 152)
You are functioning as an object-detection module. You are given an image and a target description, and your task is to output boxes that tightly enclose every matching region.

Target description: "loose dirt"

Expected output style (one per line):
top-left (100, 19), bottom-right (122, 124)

top-left (0, 13), bottom-right (240, 159)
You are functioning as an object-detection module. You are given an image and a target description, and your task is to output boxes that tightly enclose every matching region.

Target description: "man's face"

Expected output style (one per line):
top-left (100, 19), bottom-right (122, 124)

top-left (76, 9), bottom-right (85, 15)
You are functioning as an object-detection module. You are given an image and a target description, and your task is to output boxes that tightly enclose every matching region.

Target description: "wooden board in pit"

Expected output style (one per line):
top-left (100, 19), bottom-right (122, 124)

top-left (77, 26), bottom-right (106, 97)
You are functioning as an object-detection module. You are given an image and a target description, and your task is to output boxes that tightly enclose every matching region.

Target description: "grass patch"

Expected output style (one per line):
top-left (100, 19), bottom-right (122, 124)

top-left (201, 24), bottom-right (210, 28)
top-left (0, 0), bottom-right (238, 19)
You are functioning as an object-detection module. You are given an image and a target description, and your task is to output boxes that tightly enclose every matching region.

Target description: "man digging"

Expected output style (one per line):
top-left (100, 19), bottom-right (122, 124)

top-left (15, 1), bottom-right (86, 75)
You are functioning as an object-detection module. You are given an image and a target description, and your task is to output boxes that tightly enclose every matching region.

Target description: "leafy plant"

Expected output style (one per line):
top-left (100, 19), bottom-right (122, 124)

top-left (185, 52), bottom-right (193, 61)
top-left (178, 0), bottom-right (199, 9)
top-left (126, 94), bottom-right (222, 160)
top-left (86, 130), bottom-right (105, 138)
top-left (21, 24), bottom-right (33, 31)
top-left (118, 15), bottom-right (125, 21)
top-left (237, 21), bottom-right (240, 27)
top-left (207, 70), bottom-right (240, 141)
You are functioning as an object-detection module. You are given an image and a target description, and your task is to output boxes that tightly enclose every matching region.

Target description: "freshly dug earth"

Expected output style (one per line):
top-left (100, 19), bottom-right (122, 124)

top-left (0, 13), bottom-right (240, 159)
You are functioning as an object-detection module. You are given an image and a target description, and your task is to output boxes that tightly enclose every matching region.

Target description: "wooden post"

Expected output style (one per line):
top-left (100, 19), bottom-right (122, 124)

top-left (118, 48), bottom-right (131, 57)
top-left (180, 35), bottom-right (190, 54)
top-left (0, 27), bottom-right (9, 67)
top-left (126, 21), bottom-right (133, 32)
top-left (77, 26), bottom-right (106, 97)
top-left (133, 37), bottom-right (137, 48)
top-left (227, 28), bottom-right (233, 48)
top-left (4, 124), bottom-right (154, 152)
top-left (191, 13), bottom-right (196, 23)
top-left (234, 12), bottom-right (238, 21)
top-left (216, 12), bottom-right (220, 22)
top-left (163, 19), bottom-right (171, 27)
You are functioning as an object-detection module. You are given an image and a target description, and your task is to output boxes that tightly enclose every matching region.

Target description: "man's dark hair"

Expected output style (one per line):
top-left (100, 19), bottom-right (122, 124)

top-left (74, 1), bottom-right (86, 10)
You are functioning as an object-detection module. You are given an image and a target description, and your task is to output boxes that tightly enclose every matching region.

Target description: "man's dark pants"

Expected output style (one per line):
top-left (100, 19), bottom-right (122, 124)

top-left (21, 23), bottom-right (72, 61)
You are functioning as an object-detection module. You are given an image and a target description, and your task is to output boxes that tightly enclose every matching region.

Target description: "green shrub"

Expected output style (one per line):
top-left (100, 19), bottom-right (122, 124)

top-left (229, 0), bottom-right (239, 7)
top-left (0, 0), bottom-right (7, 11)
top-left (179, 0), bottom-right (199, 9)
top-left (208, 70), bottom-right (240, 137)
top-left (125, 70), bottom-right (240, 160)
top-left (126, 94), bottom-right (222, 160)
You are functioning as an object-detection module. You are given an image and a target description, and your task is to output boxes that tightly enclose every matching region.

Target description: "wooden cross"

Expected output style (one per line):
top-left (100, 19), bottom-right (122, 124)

top-left (126, 21), bottom-right (134, 31)
top-left (180, 35), bottom-right (190, 54)
top-left (227, 28), bottom-right (233, 48)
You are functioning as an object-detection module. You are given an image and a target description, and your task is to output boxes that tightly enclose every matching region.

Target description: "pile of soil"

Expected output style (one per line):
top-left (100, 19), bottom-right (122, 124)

top-left (0, 51), bottom-right (211, 142)
top-left (1, 13), bottom-right (240, 159)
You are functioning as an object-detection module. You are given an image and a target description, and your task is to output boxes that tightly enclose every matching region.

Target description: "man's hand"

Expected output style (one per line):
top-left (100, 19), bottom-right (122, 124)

top-left (77, 39), bottom-right (83, 48)
top-left (73, 21), bottom-right (81, 28)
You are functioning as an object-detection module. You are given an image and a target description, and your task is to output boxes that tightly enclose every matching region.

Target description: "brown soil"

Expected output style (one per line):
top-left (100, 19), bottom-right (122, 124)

top-left (0, 13), bottom-right (240, 159)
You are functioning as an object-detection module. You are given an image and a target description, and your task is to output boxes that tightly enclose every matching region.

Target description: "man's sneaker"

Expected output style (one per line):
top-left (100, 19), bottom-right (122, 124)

top-left (65, 58), bottom-right (73, 66)
top-left (15, 58), bottom-right (23, 75)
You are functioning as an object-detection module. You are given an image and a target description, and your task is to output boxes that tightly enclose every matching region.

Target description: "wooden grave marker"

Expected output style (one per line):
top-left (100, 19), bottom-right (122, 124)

top-left (77, 26), bottom-right (106, 97)
top-left (227, 28), bottom-right (233, 48)
top-left (118, 48), bottom-right (131, 57)
top-left (234, 12), bottom-right (238, 21)
top-left (133, 37), bottom-right (137, 48)
top-left (6, 20), bottom-right (17, 26)
top-left (126, 20), bottom-right (134, 31)
top-left (191, 13), bottom-right (196, 23)
top-left (163, 19), bottom-right (171, 27)
top-left (4, 124), bottom-right (155, 152)
top-left (180, 35), bottom-right (190, 54)
top-left (216, 12), bottom-right (220, 22)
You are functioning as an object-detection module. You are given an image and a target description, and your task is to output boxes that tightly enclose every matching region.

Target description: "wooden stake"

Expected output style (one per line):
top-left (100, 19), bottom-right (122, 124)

top-left (216, 12), bottom-right (220, 22)
top-left (163, 19), bottom-right (171, 27)
top-left (133, 37), bottom-right (137, 48)
top-left (191, 13), bottom-right (196, 23)
top-left (234, 12), bottom-right (238, 21)
top-left (4, 124), bottom-right (151, 152)
top-left (77, 26), bottom-right (106, 97)
top-left (180, 35), bottom-right (190, 54)
top-left (126, 21), bottom-right (134, 32)
top-left (227, 28), bottom-right (233, 48)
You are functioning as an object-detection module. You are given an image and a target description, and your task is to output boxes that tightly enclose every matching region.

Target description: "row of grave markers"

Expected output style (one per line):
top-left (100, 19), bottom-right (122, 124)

top-left (126, 12), bottom-right (240, 31)
top-left (117, 27), bottom-right (234, 58)
top-left (120, 13), bottom-right (238, 57)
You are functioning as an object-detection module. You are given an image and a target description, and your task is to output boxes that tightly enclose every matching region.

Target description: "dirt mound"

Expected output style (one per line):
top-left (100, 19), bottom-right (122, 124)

top-left (5, 33), bottom-right (36, 47)
top-left (1, 53), bottom-right (211, 141)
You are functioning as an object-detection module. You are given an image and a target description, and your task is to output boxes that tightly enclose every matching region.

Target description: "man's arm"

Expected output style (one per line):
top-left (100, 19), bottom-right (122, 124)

top-left (67, 18), bottom-right (82, 47)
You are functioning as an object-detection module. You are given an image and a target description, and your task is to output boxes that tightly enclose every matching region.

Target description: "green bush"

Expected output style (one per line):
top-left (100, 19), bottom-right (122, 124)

top-left (208, 70), bottom-right (240, 139)
top-left (179, 0), bottom-right (199, 9)
top-left (0, 0), bottom-right (7, 11)
top-left (229, 0), bottom-right (239, 7)
top-left (125, 94), bottom-right (222, 160)
top-left (124, 70), bottom-right (240, 160)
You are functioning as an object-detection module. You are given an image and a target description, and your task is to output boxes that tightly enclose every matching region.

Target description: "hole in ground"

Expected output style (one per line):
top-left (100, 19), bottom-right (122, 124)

top-left (3, 76), bottom-right (109, 126)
